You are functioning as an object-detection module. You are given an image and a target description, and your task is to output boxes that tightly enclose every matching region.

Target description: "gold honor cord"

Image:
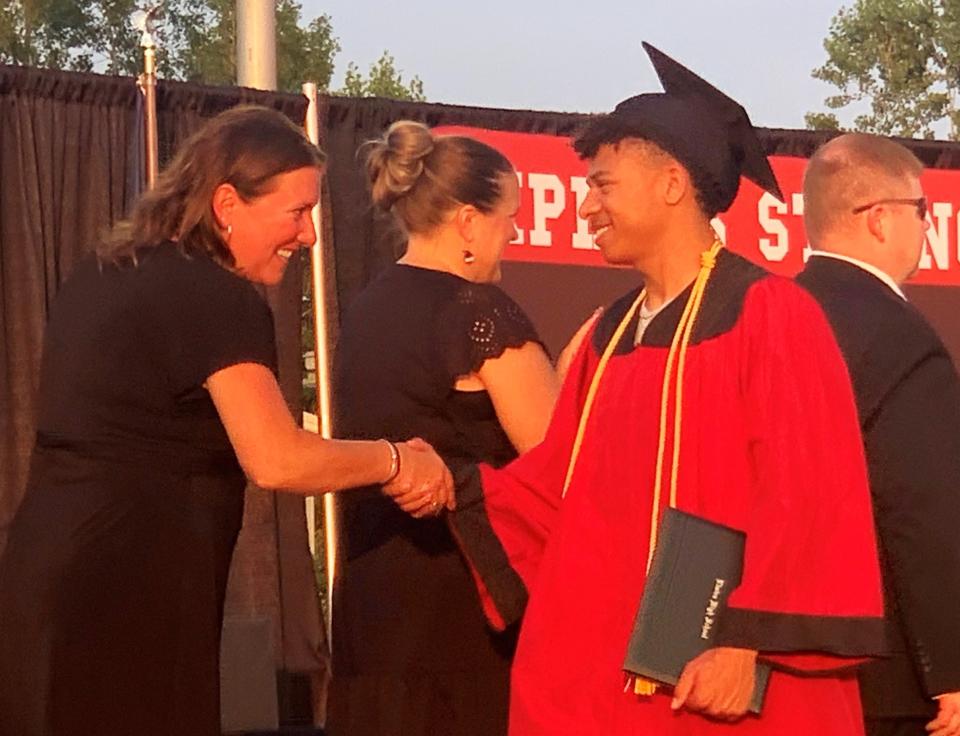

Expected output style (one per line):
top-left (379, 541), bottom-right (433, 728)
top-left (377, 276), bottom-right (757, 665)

top-left (650, 241), bottom-right (723, 571)
top-left (555, 241), bottom-right (725, 698)
top-left (631, 241), bottom-right (722, 697)
top-left (561, 290), bottom-right (646, 498)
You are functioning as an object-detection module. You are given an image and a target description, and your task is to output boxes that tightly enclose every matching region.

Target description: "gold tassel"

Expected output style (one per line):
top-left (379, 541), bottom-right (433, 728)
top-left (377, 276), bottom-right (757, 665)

top-left (632, 677), bottom-right (659, 696)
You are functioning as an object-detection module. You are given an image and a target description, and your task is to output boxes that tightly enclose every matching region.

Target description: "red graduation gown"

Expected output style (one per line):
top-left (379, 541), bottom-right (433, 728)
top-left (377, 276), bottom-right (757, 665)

top-left (449, 252), bottom-right (886, 735)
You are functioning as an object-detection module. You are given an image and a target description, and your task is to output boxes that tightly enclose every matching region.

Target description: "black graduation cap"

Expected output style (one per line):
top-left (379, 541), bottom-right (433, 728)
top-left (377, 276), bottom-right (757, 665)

top-left (605, 42), bottom-right (783, 215)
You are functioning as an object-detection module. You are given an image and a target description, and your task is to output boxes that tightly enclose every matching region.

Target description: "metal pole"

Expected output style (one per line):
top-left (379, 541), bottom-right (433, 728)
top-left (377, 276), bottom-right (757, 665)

top-left (236, 0), bottom-right (277, 90)
top-left (301, 82), bottom-right (337, 643)
top-left (142, 48), bottom-right (158, 188)
top-left (135, 12), bottom-right (160, 189)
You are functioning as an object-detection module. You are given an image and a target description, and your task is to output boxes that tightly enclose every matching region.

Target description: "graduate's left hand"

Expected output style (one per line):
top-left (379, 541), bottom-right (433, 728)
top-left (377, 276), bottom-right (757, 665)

top-left (671, 646), bottom-right (757, 721)
top-left (928, 691), bottom-right (960, 736)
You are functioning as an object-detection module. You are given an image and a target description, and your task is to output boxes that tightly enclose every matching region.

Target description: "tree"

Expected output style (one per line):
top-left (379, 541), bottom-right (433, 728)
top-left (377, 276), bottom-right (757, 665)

top-left (170, 0), bottom-right (235, 86)
top-left (806, 0), bottom-right (960, 139)
top-left (340, 50), bottom-right (425, 101)
top-left (275, 1), bottom-right (338, 92)
top-left (0, 0), bottom-right (140, 72)
top-left (0, 3), bottom-right (426, 99)
top-left (0, 0), bottom-right (344, 93)
top-left (172, 0), bottom-right (339, 92)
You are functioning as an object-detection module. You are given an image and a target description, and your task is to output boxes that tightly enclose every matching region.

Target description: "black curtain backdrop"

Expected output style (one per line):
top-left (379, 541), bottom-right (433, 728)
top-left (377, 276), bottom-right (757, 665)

top-left (319, 96), bottom-right (960, 363)
top-left (0, 66), bottom-right (141, 558)
top-left (0, 68), bottom-right (327, 707)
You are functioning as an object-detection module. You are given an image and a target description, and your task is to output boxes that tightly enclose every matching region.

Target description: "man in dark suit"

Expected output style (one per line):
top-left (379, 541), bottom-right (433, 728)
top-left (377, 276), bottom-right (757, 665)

top-left (797, 132), bottom-right (960, 736)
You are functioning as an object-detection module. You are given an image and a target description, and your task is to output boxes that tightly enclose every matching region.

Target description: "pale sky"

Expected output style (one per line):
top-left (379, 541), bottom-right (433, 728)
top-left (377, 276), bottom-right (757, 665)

top-left (302, 0), bottom-right (853, 130)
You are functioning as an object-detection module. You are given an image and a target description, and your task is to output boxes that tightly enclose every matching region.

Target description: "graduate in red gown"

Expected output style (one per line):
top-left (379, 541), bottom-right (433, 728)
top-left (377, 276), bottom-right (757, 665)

top-left (447, 43), bottom-right (887, 736)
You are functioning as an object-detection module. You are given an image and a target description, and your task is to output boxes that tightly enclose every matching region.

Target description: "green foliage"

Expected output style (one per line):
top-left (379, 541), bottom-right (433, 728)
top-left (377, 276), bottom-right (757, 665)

top-left (809, 0), bottom-right (960, 139)
top-left (275, 1), bottom-right (338, 92)
top-left (340, 50), bottom-right (426, 101)
top-left (170, 0), bottom-right (235, 85)
top-left (0, 0), bottom-right (141, 72)
top-left (804, 111), bottom-right (842, 131)
top-left (0, 0), bottom-right (347, 94)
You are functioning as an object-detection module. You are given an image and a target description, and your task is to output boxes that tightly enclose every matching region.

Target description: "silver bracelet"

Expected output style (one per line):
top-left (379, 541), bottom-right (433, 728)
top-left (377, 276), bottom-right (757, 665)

top-left (382, 440), bottom-right (401, 484)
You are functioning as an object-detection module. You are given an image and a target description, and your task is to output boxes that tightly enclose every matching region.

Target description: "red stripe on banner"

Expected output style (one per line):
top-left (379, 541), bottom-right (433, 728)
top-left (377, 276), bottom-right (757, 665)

top-left (435, 126), bottom-right (960, 286)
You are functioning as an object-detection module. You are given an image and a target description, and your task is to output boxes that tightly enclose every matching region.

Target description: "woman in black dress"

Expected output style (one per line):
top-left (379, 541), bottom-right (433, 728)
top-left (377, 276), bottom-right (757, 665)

top-left (328, 121), bottom-right (562, 736)
top-left (0, 106), bottom-right (452, 736)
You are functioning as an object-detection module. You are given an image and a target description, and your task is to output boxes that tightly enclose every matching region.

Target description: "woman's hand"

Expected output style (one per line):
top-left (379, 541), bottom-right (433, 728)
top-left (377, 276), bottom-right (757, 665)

top-left (382, 438), bottom-right (455, 518)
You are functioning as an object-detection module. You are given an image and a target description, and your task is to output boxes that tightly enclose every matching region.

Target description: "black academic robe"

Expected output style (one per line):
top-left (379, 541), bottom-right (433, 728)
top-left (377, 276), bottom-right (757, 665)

top-left (798, 255), bottom-right (960, 718)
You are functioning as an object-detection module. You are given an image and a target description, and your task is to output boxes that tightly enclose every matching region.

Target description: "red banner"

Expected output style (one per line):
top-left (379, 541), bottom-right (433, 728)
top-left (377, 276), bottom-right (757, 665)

top-left (436, 126), bottom-right (960, 286)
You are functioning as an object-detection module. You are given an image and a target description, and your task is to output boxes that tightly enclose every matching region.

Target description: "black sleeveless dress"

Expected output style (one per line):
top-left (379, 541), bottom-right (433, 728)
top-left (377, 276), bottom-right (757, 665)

top-left (328, 264), bottom-right (545, 736)
top-left (0, 245), bottom-right (277, 736)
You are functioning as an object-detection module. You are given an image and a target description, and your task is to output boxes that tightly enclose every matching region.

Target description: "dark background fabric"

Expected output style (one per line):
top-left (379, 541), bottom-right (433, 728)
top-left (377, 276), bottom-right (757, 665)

top-left (0, 66), bottom-right (141, 559)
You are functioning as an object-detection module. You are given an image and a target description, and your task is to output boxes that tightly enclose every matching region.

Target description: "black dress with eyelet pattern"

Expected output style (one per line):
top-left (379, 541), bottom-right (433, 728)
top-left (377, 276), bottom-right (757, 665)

top-left (328, 263), bottom-right (546, 736)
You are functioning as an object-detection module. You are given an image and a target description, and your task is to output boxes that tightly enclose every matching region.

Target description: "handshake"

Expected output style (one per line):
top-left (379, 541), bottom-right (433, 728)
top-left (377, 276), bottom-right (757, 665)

top-left (381, 438), bottom-right (456, 518)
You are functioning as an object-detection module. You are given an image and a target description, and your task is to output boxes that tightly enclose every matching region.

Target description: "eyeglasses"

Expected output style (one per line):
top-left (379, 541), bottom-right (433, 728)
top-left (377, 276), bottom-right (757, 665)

top-left (851, 197), bottom-right (927, 219)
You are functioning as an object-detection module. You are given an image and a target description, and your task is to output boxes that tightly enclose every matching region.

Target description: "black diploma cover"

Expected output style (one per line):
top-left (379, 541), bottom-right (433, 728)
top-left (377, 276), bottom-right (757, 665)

top-left (623, 507), bottom-right (771, 714)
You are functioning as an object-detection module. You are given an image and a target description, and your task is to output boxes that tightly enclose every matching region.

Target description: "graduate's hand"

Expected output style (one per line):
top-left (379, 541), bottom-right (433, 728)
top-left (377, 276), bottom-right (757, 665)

top-left (556, 307), bottom-right (602, 383)
top-left (382, 438), bottom-right (455, 518)
top-left (928, 691), bottom-right (960, 735)
top-left (671, 646), bottom-right (757, 721)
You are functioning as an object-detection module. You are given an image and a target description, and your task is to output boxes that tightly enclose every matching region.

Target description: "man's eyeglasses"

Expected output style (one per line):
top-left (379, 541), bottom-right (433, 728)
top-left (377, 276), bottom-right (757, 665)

top-left (851, 197), bottom-right (927, 220)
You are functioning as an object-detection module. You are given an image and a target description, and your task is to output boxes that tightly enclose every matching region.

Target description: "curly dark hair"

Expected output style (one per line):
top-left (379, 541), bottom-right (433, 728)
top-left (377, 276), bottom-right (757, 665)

top-left (574, 114), bottom-right (718, 219)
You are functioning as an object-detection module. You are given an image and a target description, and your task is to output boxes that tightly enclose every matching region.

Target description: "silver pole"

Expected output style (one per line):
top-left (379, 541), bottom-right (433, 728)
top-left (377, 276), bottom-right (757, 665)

top-left (141, 46), bottom-right (159, 188)
top-left (301, 82), bottom-right (337, 643)
top-left (132, 7), bottom-right (161, 188)
top-left (236, 0), bottom-right (277, 90)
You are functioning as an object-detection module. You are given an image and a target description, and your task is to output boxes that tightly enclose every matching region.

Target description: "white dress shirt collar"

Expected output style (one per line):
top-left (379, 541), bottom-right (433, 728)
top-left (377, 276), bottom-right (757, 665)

top-left (809, 251), bottom-right (907, 300)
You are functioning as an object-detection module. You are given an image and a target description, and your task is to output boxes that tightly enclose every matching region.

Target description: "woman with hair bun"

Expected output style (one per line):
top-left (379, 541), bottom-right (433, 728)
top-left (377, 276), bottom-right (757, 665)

top-left (328, 121), bottom-right (563, 736)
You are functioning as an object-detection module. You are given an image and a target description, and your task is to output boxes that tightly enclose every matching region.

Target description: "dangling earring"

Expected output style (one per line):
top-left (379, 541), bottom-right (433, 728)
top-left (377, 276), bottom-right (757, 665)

top-left (224, 224), bottom-right (233, 242)
top-left (462, 250), bottom-right (476, 264)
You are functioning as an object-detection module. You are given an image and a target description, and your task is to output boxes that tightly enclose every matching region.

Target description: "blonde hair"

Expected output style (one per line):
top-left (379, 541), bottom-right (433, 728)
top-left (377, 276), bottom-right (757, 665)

top-left (364, 120), bottom-right (513, 235)
top-left (803, 133), bottom-right (923, 245)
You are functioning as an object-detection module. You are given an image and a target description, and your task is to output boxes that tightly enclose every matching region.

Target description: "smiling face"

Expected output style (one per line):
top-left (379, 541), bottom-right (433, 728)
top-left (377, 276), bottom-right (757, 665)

top-left (577, 141), bottom-right (674, 268)
top-left (216, 166), bottom-right (321, 285)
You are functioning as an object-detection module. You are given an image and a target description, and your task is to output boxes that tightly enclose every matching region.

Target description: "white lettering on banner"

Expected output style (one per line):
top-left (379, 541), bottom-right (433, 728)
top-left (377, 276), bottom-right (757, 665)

top-left (507, 163), bottom-right (957, 277)
top-left (512, 172), bottom-right (525, 245)
top-left (791, 194), bottom-right (815, 264)
top-left (791, 193), bottom-right (805, 216)
top-left (570, 176), bottom-right (597, 250)
top-left (758, 192), bottom-right (790, 262)
top-left (528, 173), bottom-right (566, 247)
top-left (920, 202), bottom-right (953, 270)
